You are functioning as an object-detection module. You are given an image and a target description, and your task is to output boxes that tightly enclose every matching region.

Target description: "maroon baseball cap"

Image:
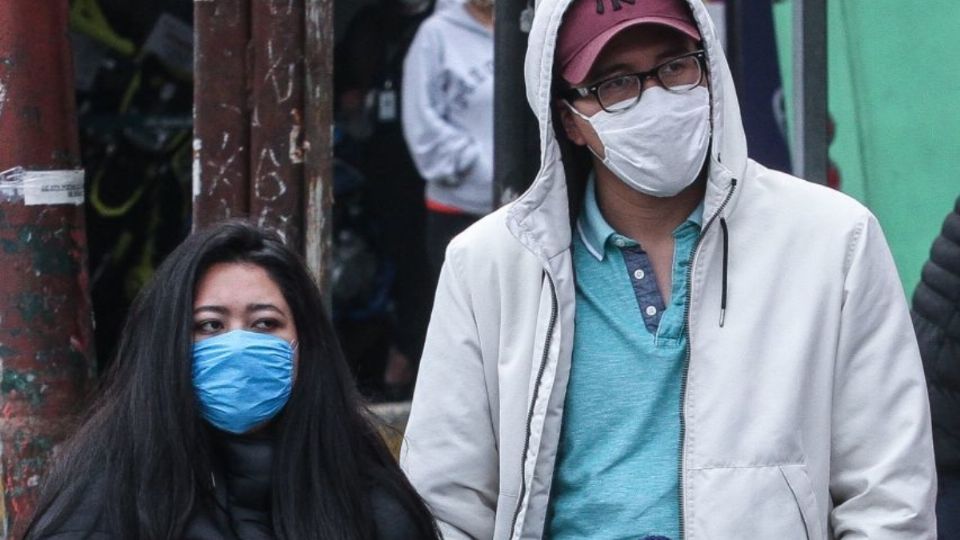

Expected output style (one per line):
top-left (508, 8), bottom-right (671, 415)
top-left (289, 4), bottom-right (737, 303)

top-left (556, 0), bottom-right (701, 85)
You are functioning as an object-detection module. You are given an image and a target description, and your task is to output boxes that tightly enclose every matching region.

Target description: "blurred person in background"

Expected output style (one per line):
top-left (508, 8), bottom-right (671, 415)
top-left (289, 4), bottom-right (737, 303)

top-left (25, 221), bottom-right (438, 539)
top-left (335, 0), bottom-right (436, 398)
top-left (401, 0), bottom-right (495, 276)
top-left (913, 195), bottom-right (960, 539)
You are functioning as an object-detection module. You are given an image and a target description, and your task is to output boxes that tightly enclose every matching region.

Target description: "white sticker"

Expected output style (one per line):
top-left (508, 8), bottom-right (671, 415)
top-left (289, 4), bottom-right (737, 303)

top-left (0, 167), bottom-right (85, 206)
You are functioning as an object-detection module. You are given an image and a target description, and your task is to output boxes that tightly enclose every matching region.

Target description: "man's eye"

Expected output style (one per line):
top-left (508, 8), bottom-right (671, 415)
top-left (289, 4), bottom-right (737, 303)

top-left (605, 76), bottom-right (632, 89)
top-left (661, 59), bottom-right (685, 75)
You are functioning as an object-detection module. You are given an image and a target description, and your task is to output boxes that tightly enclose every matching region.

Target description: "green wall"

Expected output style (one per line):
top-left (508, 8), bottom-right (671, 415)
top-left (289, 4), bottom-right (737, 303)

top-left (771, 0), bottom-right (960, 297)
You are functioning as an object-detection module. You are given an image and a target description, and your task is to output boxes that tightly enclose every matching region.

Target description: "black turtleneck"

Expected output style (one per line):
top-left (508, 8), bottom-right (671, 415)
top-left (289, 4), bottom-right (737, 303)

top-left (214, 433), bottom-right (275, 539)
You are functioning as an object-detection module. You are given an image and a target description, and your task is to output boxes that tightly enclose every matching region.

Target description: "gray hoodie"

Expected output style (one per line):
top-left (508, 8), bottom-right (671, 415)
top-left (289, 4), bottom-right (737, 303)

top-left (401, 3), bottom-right (494, 215)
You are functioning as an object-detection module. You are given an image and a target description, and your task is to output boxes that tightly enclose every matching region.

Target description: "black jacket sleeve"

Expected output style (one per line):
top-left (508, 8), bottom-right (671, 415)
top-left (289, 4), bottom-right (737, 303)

top-left (912, 195), bottom-right (960, 476)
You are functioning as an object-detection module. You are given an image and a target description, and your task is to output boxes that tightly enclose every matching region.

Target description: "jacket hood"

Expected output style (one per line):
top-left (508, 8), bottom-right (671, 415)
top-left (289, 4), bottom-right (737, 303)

top-left (508, 0), bottom-right (749, 262)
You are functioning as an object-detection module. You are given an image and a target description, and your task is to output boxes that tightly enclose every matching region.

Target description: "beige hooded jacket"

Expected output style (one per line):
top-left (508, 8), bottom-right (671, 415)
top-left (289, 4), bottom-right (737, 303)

top-left (401, 0), bottom-right (937, 538)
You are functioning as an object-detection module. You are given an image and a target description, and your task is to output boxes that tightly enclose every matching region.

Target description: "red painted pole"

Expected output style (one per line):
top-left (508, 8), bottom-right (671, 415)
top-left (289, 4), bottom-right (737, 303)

top-left (0, 1), bottom-right (96, 535)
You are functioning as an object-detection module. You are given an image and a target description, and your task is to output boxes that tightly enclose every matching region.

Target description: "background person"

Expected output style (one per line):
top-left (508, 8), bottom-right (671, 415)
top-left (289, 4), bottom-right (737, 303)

top-left (401, 0), bottom-right (495, 275)
top-left (335, 0), bottom-right (436, 399)
top-left (913, 194), bottom-right (960, 539)
top-left (25, 221), bottom-right (438, 539)
top-left (400, 0), bottom-right (935, 538)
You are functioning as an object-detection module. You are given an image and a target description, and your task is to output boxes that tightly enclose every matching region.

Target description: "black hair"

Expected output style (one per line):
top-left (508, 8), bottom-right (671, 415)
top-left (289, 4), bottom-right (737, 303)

top-left (551, 72), bottom-right (593, 226)
top-left (24, 220), bottom-right (438, 539)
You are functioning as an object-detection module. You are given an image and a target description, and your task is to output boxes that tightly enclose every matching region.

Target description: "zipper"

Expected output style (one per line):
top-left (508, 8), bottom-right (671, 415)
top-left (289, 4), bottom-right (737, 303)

top-left (509, 271), bottom-right (559, 539)
top-left (678, 178), bottom-right (737, 538)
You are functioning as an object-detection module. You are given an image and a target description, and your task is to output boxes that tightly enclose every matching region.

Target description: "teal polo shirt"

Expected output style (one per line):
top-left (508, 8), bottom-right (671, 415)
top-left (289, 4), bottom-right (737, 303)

top-left (546, 177), bottom-right (702, 540)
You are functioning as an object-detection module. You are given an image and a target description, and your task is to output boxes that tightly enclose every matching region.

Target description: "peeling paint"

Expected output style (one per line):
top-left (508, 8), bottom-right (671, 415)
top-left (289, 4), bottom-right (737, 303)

top-left (218, 103), bottom-right (242, 115)
top-left (288, 108), bottom-right (304, 164)
top-left (0, 79), bottom-right (7, 120)
top-left (1, 368), bottom-right (44, 407)
top-left (15, 226), bottom-right (77, 276)
top-left (192, 137), bottom-right (202, 198)
top-left (16, 292), bottom-right (56, 325)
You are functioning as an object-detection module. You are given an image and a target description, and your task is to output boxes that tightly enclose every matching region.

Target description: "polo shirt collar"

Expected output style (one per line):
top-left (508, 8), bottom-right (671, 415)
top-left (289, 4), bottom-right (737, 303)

top-left (576, 173), bottom-right (704, 262)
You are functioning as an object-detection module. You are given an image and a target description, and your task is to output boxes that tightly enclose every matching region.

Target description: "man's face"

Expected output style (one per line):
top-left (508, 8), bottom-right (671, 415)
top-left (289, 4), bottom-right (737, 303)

top-left (557, 25), bottom-right (702, 159)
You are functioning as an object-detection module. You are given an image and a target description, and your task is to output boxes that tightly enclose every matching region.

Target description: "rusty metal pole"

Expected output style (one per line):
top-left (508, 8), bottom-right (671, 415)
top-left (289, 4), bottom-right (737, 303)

top-left (0, 0), bottom-right (96, 535)
top-left (193, 0), bottom-right (332, 286)
top-left (250, 0), bottom-right (306, 250)
top-left (303, 0), bottom-right (333, 294)
top-left (193, 0), bottom-right (251, 226)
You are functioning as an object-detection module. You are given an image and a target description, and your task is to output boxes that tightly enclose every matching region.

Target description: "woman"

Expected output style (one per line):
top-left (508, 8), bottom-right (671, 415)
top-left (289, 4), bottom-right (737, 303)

top-left (25, 221), bottom-right (438, 539)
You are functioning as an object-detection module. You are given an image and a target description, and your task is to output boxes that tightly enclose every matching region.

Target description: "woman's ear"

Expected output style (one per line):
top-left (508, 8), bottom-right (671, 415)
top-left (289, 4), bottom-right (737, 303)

top-left (556, 100), bottom-right (588, 147)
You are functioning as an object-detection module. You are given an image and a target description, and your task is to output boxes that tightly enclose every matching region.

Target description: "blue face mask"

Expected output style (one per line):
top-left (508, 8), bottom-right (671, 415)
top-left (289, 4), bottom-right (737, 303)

top-left (192, 330), bottom-right (295, 434)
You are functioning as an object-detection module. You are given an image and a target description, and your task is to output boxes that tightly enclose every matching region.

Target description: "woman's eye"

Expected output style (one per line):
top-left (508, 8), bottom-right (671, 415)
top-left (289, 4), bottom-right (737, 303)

top-left (195, 320), bottom-right (223, 333)
top-left (253, 318), bottom-right (280, 331)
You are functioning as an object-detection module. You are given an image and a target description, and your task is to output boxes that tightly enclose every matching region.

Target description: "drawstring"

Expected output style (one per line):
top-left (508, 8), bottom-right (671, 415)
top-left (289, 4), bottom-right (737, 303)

top-left (719, 217), bottom-right (729, 327)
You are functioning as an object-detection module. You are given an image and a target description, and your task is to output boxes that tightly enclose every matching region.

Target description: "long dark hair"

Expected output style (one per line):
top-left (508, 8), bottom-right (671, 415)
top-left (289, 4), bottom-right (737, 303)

top-left (25, 220), bottom-right (437, 539)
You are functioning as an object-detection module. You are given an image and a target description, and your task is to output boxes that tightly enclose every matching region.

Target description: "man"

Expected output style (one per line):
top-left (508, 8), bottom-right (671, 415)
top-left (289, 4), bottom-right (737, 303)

top-left (402, 0), bottom-right (495, 275)
top-left (401, 0), bottom-right (936, 538)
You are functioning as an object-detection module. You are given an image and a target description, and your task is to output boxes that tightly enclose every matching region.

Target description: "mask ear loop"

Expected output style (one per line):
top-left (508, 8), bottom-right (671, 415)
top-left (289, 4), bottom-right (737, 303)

top-left (563, 100), bottom-right (605, 161)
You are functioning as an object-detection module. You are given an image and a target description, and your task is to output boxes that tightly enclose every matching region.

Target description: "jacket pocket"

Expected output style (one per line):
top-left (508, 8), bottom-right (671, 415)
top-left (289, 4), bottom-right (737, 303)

top-left (687, 465), bottom-right (818, 540)
top-left (779, 465), bottom-right (824, 540)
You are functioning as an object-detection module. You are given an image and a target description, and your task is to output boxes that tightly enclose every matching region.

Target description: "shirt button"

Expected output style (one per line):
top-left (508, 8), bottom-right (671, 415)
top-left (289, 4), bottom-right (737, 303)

top-left (633, 269), bottom-right (645, 280)
top-left (645, 306), bottom-right (658, 317)
top-left (614, 238), bottom-right (626, 248)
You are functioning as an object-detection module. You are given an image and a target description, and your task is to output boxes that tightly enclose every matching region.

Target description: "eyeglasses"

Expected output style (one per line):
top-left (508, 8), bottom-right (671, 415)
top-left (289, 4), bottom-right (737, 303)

top-left (563, 50), bottom-right (706, 113)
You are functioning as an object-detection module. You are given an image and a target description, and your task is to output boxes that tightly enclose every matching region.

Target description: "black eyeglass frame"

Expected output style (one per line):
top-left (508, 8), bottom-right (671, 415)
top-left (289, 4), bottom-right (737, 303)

top-left (562, 50), bottom-right (707, 113)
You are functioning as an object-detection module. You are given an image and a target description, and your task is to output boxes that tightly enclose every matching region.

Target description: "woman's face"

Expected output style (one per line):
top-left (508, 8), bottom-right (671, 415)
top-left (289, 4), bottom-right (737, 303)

top-left (193, 262), bottom-right (298, 351)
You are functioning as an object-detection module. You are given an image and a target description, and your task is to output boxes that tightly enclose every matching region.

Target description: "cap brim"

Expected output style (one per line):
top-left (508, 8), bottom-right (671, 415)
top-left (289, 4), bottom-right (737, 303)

top-left (561, 17), bottom-right (702, 86)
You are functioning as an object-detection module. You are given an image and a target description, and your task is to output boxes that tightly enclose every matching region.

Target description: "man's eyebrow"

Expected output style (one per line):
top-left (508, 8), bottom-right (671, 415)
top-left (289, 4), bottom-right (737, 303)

top-left (586, 62), bottom-right (633, 84)
top-left (587, 47), bottom-right (697, 84)
top-left (655, 45), bottom-right (695, 62)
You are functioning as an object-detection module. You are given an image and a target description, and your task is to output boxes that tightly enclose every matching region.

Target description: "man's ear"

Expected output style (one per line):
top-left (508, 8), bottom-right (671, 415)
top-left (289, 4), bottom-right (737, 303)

top-left (555, 100), bottom-right (587, 147)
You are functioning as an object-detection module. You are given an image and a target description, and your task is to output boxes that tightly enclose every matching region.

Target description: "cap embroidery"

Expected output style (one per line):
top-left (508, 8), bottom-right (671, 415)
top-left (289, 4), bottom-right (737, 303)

top-left (595, 0), bottom-right (635, 15)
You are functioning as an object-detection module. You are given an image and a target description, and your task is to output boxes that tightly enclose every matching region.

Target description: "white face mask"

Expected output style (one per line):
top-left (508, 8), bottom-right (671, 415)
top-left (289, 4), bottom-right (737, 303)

top-left (567, 86), bottom-right (711, 197)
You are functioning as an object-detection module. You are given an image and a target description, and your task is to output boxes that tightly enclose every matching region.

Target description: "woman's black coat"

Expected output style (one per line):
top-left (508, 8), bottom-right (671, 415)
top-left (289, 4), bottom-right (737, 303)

top-left (30, 434), bottom-right (425, 539)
